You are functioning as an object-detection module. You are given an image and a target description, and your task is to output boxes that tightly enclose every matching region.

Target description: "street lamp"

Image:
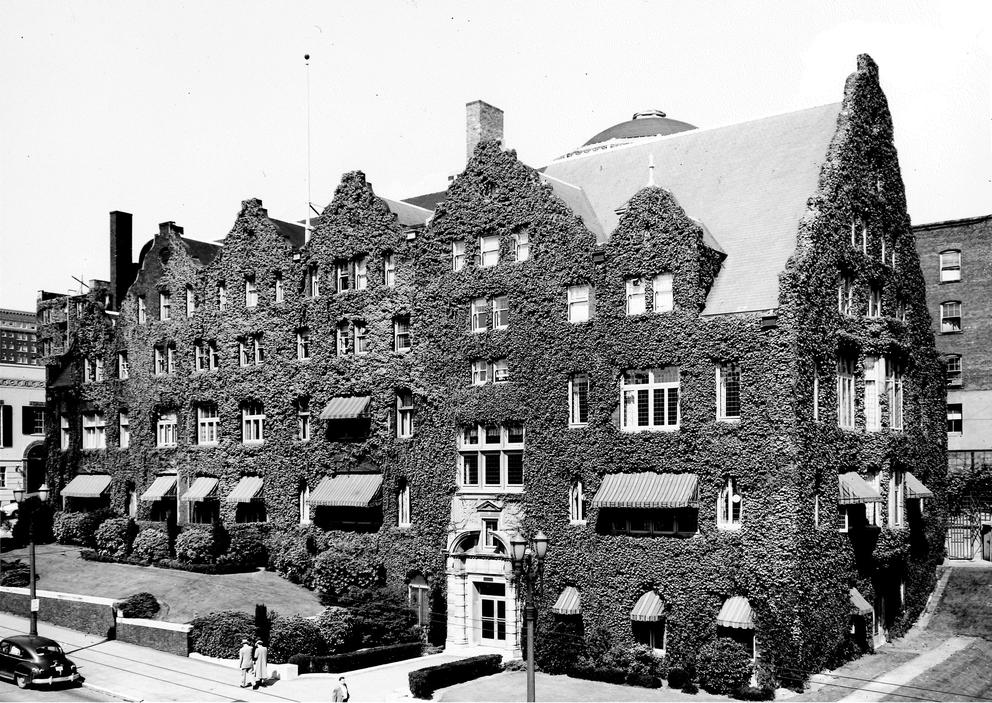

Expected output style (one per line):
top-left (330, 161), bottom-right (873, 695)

top-left (509, 530), bottom-right (548, 703)
top-left (13, 483), bottom-right (48, 636)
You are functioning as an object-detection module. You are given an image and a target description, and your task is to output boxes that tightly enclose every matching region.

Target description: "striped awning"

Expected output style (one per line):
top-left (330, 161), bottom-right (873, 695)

top-left (226, 476), bottom-right (264, 503)
top-left (592, 473), bottom-right (699, 509)
top-left (551, 587), bottom-right (581, 616)
top-left (61, 474), bottom-right (112, 498)
top-left (319, 396), bottom-right (372, 420)
top-left (849, 588), bottom-right (873, 616)
top-left (140, 474), bottom-right (177, 501)
top-left (716, 596), bottom-right (755, 629)
top-left (630, 591), bottom-right (664, 622)
top-left (905, 473), bottom-right (934, 499)
top-left (181, 477), bottom-right (219, 502)
top-left (838, 472), bottom-right (884, 505)
top-left (308, 474), bottom-right (383, 507)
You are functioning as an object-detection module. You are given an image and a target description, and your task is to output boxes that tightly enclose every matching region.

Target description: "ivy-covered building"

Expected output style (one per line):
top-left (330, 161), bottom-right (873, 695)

top-left (39, 54), bottom-right (945, 685)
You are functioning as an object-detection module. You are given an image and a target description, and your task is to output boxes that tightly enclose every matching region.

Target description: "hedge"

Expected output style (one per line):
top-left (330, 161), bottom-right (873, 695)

top-left (291, 642), bottom-right (423, 674)
top-left (696, 638), bottom-right (753, 695)
top-left (132, 528), bottom-right (171, 562)
top-left (189, 610), bottom-right (256, 658)
top-left (79, 549), bottom-right (256, 574)
top-left (409, 654), bottom-right (503, 699)
top-left (95, 517), bottom-right (136, 557)
top-left (267, 615), bottom-right (326, 664)
top-left (570, 664), bottom-right (628, 685)
top-left (174, 526), bottom-right (216, 564)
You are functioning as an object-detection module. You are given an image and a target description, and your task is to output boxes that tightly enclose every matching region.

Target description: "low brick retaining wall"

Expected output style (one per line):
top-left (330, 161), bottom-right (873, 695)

top-left (0, 586), bottom-right (116, 638)
top-left (117, 617), bottom-right (191, 657)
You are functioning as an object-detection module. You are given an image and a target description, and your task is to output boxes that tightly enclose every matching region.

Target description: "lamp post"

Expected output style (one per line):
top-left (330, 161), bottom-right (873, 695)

top-left (13, 483), bottom-right (48, 636)
top-left (510, 531), bottom-right (548, 703)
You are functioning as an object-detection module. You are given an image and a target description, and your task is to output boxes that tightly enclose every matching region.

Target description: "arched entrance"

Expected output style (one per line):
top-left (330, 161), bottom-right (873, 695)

top-left (23, 443), bottom-right (46, 493)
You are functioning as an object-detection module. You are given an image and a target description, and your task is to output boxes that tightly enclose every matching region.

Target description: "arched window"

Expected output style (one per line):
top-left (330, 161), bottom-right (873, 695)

top-left (569, 480), bottom-right (586, 524)
top-left (397, 480), bottom-right (411, 527)
top-left (299, 483), bottom-right (311, 525)
top-left (717, 477), bottom-right (742, 529)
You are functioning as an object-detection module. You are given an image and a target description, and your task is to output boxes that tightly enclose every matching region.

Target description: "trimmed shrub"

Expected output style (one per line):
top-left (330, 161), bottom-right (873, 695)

top-left (627, 643), bottom-right (665, 680)
top-left (344, 587), bottom-right (420, 648)
top-left (118, 592), bottom-right (160, 619)
top-left (311, 536), bottom-right (385, 602)
top-left (132, 528), bottom-right (171, 562)
top-left (189, 611), bottom-right (256, 658)
top-left (222, 523), bottom-right (269, 568)
top-left (174, 526), bottom-right (216, 564)
top-left (667, 667), bottom-right (688, 689)
top-left (535, 615), bottom-right (585, 674)
top-left (53, 510), bottom-right (112, 547)
top-left (503, 659), bottom-right (526, 672)
top-left (291, 642), bottom-right (422, 674)
top-left (94, 517), bottom-right (135, 557)
top-left (734, 685), bottom-right (776, 701)
top-left (627, 673), bottom-right (663, 688)
top-left (267, 615), bottom-right (326, 664)
top-left (409, 654), bottom-right (503, 699)
top-left (316, 606), bottom-right (357, 654)
top-left (570, 664), bottom-right (628, 685)
top-left (682, 681), bottom-right (700, 694)
top-left (266, 529), bottom-right (314, 586)
top-left (0, 559), bottom-right (31, 587)
top-left (696, 638), bottom-right (753, 695)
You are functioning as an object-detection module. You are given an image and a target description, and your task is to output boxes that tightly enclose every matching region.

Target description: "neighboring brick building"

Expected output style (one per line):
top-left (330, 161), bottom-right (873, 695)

top-left (39, 55), bottom-right (945, 686)
top-left (0, 309), bottom-right (39, 366)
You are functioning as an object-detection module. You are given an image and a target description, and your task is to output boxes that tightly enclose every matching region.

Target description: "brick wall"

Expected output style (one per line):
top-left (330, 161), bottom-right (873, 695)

top-left (0, 587), bottom-right (116, 637)
top-left (116, 617), bottom-right (191, 656)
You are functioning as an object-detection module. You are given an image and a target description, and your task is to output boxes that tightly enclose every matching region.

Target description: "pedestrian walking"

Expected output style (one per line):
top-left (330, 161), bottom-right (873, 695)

top-left (332, 675), bottom-right (350, 701)
top-left (238, 638), bottom-right (255, 688)
top-left (252, 639), bottom-right (268, 689)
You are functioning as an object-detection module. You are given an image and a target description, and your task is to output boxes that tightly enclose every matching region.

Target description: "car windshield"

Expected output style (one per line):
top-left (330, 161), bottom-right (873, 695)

top-left (35, 645), bottom-right (63, 656)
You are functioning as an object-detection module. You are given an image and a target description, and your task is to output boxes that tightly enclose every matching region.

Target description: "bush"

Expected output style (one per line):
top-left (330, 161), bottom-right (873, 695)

top-left (267, 529), bottom-right (315, 585)
top-left (503, 659), bottom-right (526, 672)
top-left (267, 615), bottom-right (326, 664)
top-left (627, 643), bottom-right (665, 680)
top-left (316, 606), bottom-right (357, 654)
top-left (344, 587), bottom-right (420, 648)
top-left (535, 615), bottom-right (585, 674)
top-left (696, 638), bottom-right (753, 695)
top-left (626, 673), bottom-right (663, 688)
top-left (409, 654), bottom-right (502, 699)
top-left (734, 685), bottom-right (775, 701)
top-left (174, 527), bottom-right (216, 564)
top-left (0, 559), bottom-right (32, 587)
top-left (11, 497), bottom-right (55, 546)
top-left (53, 510), bottom-right (112, 547)
top-left (291, 642), bottom-right (422, 674)
top-left (311, 539), bottom-right (385, 602)
top-left (222, 523), bottom-right (269, 568)
top-left (667, 667), bottom-right (688, 689)
top-left (95, 517), bottom-right (135, 557)
top-left (682, 681), bottom-right (699, 694)
top-left (132, 528), bottom-right (171, 562)
top-left (189, 611), bottom-right (256, 658)
top-left (570, 664), bottom-right (628, 685)
top-left (118, 592), bottom-right (160, 619)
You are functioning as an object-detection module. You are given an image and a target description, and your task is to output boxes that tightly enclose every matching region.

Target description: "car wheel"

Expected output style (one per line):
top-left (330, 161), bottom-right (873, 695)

top-left (15, 673), bottom-right (29, 689)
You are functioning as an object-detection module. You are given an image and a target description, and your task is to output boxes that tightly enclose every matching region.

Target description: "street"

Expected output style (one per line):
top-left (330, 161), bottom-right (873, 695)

top-left (0, 682), bottom-right (111, 702)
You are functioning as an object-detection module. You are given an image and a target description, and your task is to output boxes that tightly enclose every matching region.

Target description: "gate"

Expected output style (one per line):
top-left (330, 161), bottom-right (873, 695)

top-left (946, 522), bottom-right (976, 560)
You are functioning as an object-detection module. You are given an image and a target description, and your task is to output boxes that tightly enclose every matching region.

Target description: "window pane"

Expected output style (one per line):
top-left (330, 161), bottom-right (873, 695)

top-left (462, 454), bottom-right (479, 485)
top-left (506, 453), bottom-right (523, 485)
top-left (666, 387), bottom-right (679, 426)
top-left (638, 389), bottom-right (650, 426)
top-left (484, 454), bottom-right (502, 485)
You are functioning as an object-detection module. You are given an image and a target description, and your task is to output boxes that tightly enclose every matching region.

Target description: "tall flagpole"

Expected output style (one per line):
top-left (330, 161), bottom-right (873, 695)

top-left (305, 53), bottom-right (312, 242)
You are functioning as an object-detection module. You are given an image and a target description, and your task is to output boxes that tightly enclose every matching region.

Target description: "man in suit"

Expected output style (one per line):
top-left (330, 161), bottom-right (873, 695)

top-left (332, 675), bottom-right (350, 701)
top-left (238, 638), bottom-right (254, 688)
top-left (252, 639), bottom-right (268, 690)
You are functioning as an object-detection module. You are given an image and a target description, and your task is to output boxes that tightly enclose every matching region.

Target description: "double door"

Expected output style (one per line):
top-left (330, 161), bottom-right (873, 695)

top-left (476, 582), bottom-right (506, 643)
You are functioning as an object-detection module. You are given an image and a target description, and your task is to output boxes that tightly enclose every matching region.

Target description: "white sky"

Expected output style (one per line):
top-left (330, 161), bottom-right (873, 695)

top-left (1, 0), bottom-right (990, 311)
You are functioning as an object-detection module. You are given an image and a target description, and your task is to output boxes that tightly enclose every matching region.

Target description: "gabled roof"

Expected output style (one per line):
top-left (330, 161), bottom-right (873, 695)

top-left (402, 190), bottom-right (447, 212)
top-left (539, 174), bottom-right (604, 239)
top-left (268, 218), bottom-right (306, 249)
top-left (381, 197), bottom-right (433, 228)
top-left (542, 103), bottom-right (843, 315)
top-left (178, 237), bottom-right (222, 265)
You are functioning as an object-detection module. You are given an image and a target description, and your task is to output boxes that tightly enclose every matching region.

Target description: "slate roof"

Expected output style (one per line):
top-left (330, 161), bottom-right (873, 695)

top-left (178, 237), bottom-right (222, 265)
top-left (268, 218), bottom-right (306, 249)
top-left (381, 198), bottom-right (433, 228)
top-left (538, 174), bottom-right (605, 239)
top-left (402, 190), bottom-right (447, 212)
top-left (542, 103), bottom-right (843, 315)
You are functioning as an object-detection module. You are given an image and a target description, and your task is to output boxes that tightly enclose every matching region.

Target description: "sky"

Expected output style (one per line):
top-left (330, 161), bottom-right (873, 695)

top-left (1, 0), bottom-right (990, 311)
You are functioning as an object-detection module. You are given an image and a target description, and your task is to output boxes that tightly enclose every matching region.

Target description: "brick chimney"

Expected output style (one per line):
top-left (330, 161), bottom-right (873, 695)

top-left (466, 100), bottom-right (504, 161)
top-left (109, 211), bottom-right (133, 312)
top-left (158, 221), bottom-right (184, 237)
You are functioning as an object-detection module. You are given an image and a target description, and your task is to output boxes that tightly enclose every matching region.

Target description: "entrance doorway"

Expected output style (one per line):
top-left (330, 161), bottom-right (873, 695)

top-left (982, 526), bottom-right (991, 561)
top-left (24, 445), bottom-right (45, 493)
top-left (476, 583), bottom-right (506, 643)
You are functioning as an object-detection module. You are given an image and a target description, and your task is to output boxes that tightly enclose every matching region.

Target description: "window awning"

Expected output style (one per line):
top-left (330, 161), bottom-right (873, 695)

top-left (308, 474), bottom-right (383, 507)
top-left (551, 587), bottom-right (581, 616)
top-left (838, 472), bottom-right (884, 505)
top-left (716, 596), bottom-right (754, 629)
top-left (849, 588), bottom-right (873, 616)
top-left (61, 474), bottom-right (112, 498)
top-left (630, 591), bottom-right (664, 622)
top-left (905, 473), bottom-right (934, 499)
top-left (226, 476), bottom-right (264, 503)
top-left (592, 473), bottom-right (699, 509)
top-left (319, 396), bottom-right (372, 420)
top-left (181, 477), bottom-right (219, 502)
top-left (140, 474), bottom-right (177, 501)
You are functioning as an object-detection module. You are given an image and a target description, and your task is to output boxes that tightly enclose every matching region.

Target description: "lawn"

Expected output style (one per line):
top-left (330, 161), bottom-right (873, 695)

top-left (3, 543), bottom-right (324, 623)
top-left (925, 569), bottom-right (992, 638)
top-left (883, 638), bottom-right (992, 702)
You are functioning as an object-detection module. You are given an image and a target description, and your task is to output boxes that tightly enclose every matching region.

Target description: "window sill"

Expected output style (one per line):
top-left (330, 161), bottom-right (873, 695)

top-left (242, 440), bottom-right (265, 446)
top-left (458, 487), bottom-right (524, 495)
top-left (568, 423), bottom-right (589, 429)
top-left (569, 520), bottom-right (587, 527)
top-left (716, 417), bottom-right (741, 424)
top-left (940, 331), bottom-right (963, 335)
top-left (717, 523), bottom-right (742, 531)
top-left (621, 427), bottom-right (679, 433)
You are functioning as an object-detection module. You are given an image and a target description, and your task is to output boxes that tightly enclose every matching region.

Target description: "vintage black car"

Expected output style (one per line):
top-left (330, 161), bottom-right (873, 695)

top-left (0, 635), bottom-right (81, 689)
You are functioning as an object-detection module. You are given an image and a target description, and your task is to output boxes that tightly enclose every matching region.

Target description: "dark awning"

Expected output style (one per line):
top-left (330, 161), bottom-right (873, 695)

top-left (716, 596), bottom-right (754, 629)
top-left (838, 472), bottom-right (884, 505)
top-left (140, 475), bottom-right (177, 501)
top-left (308, 474), bottom-right (383, 507)
top-left (61, 474), bottom-right (112, 498)
top-left (551, 587), bottom-right (581, 616)
top-left (226, 476), bottom-right (264, 503)
top-left (630, 591), bottom-right (664, 622)
top-left (849, 588), bottom-right (873, 616)
top-left (905, 473), bottom-right (934, 499)
top-left (319, 396), bottom-right (371, 420)
top-left (181, 477), bottom-right (219, 502)
top-left (592, 473), bottom-right (698, 509)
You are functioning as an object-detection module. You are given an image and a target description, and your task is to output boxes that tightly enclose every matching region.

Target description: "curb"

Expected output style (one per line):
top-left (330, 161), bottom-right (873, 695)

top-left (82, 680), bottom-right (141, 702)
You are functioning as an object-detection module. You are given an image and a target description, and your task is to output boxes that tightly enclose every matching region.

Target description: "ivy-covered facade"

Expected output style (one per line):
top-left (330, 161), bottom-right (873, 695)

top-left (39, 55), bottom-right (944, 685)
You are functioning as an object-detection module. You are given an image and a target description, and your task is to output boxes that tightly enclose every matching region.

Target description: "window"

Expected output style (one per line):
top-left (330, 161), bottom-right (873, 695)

top-left (717, 364), bottom-right (741, 421)
top-left (458, 423), bottom-right (525, 491)
top-left (633, 620), bottom-right (666, 655)
top-left (274, 272), bottom-right (284, 303)
top-left (512, 230), bottom-right (530, 262)
top-left (947, 403), bottom-right (963, 434)
top-left (185, 286), bottom-right (195, 317)
top-left (567, 285), bottom-right (594, 323)
top-left (166, 345), bottom-right (176, 374)
top-left (245, 276), bottom-right (258, 307)
top-left (482, 517), bottom-right (499, 548)
top-left (653, 273), bottom-right (673, 313)
top-left (117, 352), bottom-right (129, 380)
top-left (868, 286), bottom-right (882, 318)
top-left (940, 301), bottom-right (962, 333)
top-left (197, 405), bottom-right (219, 445)
top-left (119, 412), bottom-right (129, 449)
top-left (479, 235), bottom-right (499, 267)
top-left (23, 407), bottom-right (44, 435)
top-left (208, 341), bottom-right (219, 370)
top-left (471, 298), bottom-right (488, 333)
top-left (154, 347), bottom-right (167, 375)
top-left (717, 477), bottom-right (742, 529)
top-left (156, 412), bottom-right (178, 447)
top-left (383, 253), bottom-right (396, 286)
top-left (837, 357), bottom-right (856, 429)
top-left (354, 256), bottom-right (368, 290)
top-left (452, 241), bottom-right (466, 271)
top-left (296, 398), bottom-right (311, 441)
top-left (606, 509), bottom-right (698, 536)
top-left (493, 358), bottom-right (510, 383)
top-left (335, 259), bottom-right (350, 291)
top-left (569, 373), bottom-right (590, 426)
top-left (137, 296), bottom-right (147, 323)
top-left (888, 470), bottom-right (905, 527)
top-left (159, 292), bottom-right (171, 321)
top-left (82, 413), bottom-right (106, 450)
top-left (397, 392), bottom-right (414, 438)
top-left (217, 282), bottom-right (227, 311)
top-left (895, 298), bottom-right (907, 322)
top-left (195, 342), bottom-right (209, 371)
top-left (569, 480), bottom-right (586, 524)
top-left (242, 402), bottom-right (264, 443)
top-left (946, 355), bottom-right (962, 387)
top-left (864, 357), bottom-right (882, 432)
top-left (408, 575), bottom-right (429, 626)
top-left (887, 360), bottom-right (904, 430)
top-left (297, 328), bottom-right (311, 360)
top-left (306, 265), bottom-right (320, 297)
top-left (336, 322), bottom-right (349, 356)
top-left (240, 334), bottom-right (264, 366)
top-left (394, 317), bottom-right (411, 352)
top-left (398, 481), bottom-right (411, 527)
top-left (939, 250), bottom-right (961, 282)
top-left (866, 472), bottom-right (882, 526)
top-left (84, 357), bottom-right (101, 383)
top-left (626, 278), bottom-right (646, 315)
top-left (621, 367), bottom-right (680, 432)
top-left (60, 415), bottom-right (70, 450)
top-left (299, 484), bottom-right (311, 525)
top-left (353, 323), bottom-right (368, 354)
top-left (838, 276), bottom-right (854, 316)
top-left (492, 296), bottom-right (509, 330)
top-left (471, 359), bottom-right (489, 385)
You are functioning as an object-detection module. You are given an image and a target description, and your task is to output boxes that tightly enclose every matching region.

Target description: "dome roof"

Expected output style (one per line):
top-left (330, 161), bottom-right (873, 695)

top-left (583, 110), bottom-right (696, 146)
